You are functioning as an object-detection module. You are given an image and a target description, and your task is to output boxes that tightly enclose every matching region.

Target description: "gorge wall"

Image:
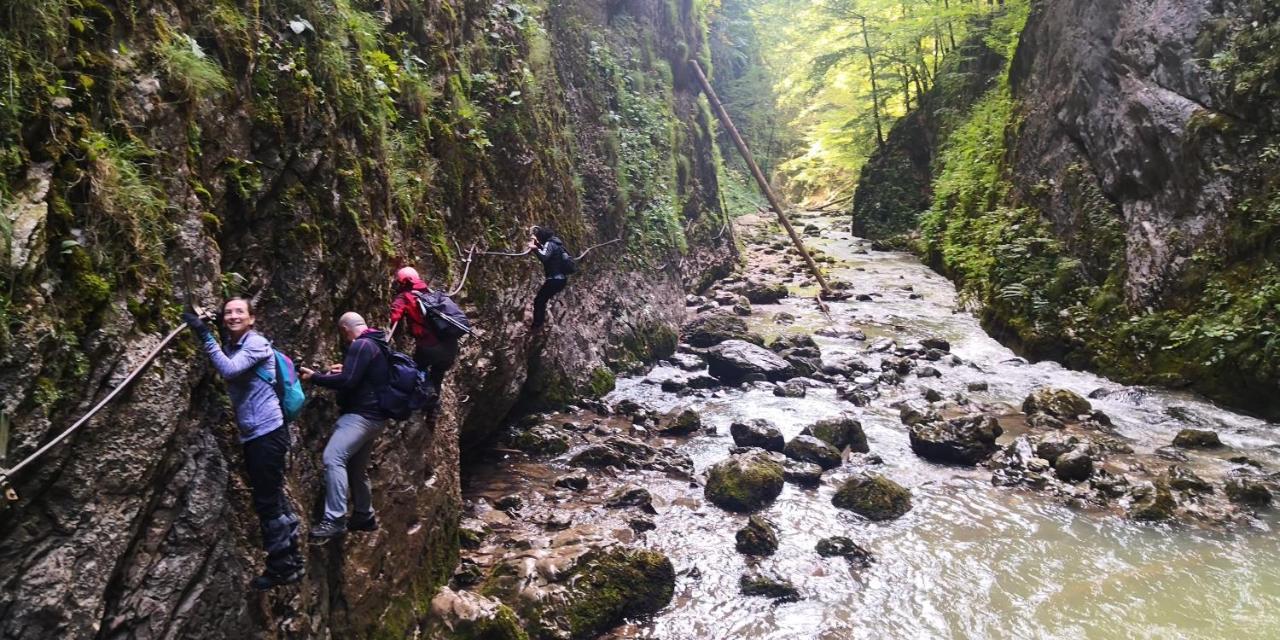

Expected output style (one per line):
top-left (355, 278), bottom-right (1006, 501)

top-left (852, 0), bottom-right (1279, 417)
top-left (0, 0), bottom-right (734, 637)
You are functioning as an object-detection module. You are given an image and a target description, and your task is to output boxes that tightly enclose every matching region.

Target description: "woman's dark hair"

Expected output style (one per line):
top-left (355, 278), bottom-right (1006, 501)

top-left (223, 297), bottom-right (255, 316)
top-left (533, 226), bottom-right (554, 243)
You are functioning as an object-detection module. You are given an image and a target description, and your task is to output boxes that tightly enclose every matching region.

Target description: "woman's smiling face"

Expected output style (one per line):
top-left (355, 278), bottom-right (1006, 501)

top-left (222, 299), bottom-right (255, 337)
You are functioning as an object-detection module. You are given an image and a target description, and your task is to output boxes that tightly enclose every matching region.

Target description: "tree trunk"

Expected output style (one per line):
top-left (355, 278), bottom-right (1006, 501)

top-left (859, 15), bottom-right (885, 149)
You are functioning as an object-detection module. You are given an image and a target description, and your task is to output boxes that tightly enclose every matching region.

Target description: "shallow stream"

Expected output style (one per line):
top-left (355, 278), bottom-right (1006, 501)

top-left (465, 213), bottom-right (1280, 639)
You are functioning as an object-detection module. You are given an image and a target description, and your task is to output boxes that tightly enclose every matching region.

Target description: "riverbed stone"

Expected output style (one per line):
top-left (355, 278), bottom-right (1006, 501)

top-left (898, 399), bottom-right (940, 426)
top-left (705, 450), bottom-right (786, 513)
top-left (730, 419), bottom-right (785, 452)
top-left (1172, 428), bottom-right (1223, 449)
top-left (510, 424), bottom-right (571, 455)
top-left (554, 474), bottom-right (590, 491)
top-left (742, 280), bottom-right (789, 304)
top-left (783, 435), bottom-right (843, 470)
top-left (1162, 465), bottom-right (1213, 494)
top-left (801, 414), bottom-right (869, 453)
top-left (668, 353), bottom-right (706, 371)
top-left (735, 515), bottom-right (779, 556)
top-left (908, 414), bottom-right (1002, 465)
top-left (682, 312), bottom-right (757, 347)
top-left (832, 474), bottom-right (913, 520)
top-left (773, 380), bottom-right (808, 398)
top-left (1224, 476), bottom-right (1272, 506)
top-left (1053, 446), bottom-right (1094, 482)
top-left (605, 486), bottom-right (654, 511)
top-left (1129, 482), bottom-right (1177, 521)
top-left (706, 340), bottom-right (793, 384)
top-left (547, 548), bottom-right (676, 639)
top-left (1022, 387), bottom-right (1092, 418)
top-left (659, 409), bottom-right (702, 436)
top-left (739, 569), bottom-right (801, 601)
top-left (815, 536), bottom-right (873, 566)
top-left (1034, 433), bottom-right (1079, 464)
top-left (782, 460), bottom-right (824, 486)
top-left (427, 587), bottom-right (526, 640)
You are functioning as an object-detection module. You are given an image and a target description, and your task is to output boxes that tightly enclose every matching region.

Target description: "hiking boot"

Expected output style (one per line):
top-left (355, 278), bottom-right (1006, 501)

top-left (309, 517), bottom-right (346, 542)
top-left (250, 567), bottom-right (304, 591)
top-left (349, 513), bottom-right (378, 532)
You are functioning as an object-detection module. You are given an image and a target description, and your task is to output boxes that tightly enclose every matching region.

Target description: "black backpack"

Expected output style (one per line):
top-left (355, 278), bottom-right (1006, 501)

top-left (412, 290), bottom-right (472, 340)
top-left (556, 242), bottom-right (577, 275)
top-left (370, 339), bottom-right (436, 419)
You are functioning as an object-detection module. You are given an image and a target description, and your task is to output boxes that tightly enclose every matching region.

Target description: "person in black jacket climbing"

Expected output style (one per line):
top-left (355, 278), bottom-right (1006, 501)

top-left (299, 312), bottom-right (392, 541)
top-left (528, 225), bottom-right (572, 329)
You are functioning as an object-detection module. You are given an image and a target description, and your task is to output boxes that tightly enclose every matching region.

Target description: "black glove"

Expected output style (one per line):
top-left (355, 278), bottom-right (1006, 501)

top-left (182, 311), bottom-right (213, 340)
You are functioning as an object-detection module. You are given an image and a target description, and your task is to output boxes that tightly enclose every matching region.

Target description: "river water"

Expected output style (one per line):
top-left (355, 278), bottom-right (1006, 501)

top-left (466, 213), bottom-right (1280, 639)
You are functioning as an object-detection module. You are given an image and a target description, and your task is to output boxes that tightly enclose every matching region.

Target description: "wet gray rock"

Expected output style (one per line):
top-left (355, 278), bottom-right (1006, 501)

top-left (682, 312), bottom-right (757, 347)
top-left (916, 366), bottom-right (941, 378)
top-left (908, 414), bottom-right (1002, 465)
top-left (1022, 387), bottom-right (1092, 419)
top-left (1224, 476), bottom-right (1272, 507)
top-left (510, 424), bottom-right (571, 455)
top-left (773, 380), bottom-right (807, 398)
top-left (705, 340), bottom-right (793, 384)
top-left (921, 387), bottom-right (944, 402)
top-left (704, 450), bottom-right (786, 513)
top-left (782, 460), bottom-right (824, 486)
top-left (815, 536), bottom-right (873, 566)
top-left (554, 474), bottom-right (590, 491)
top-left (1034, 434), bottom-right (1079, 464)
top-left (735, 515), bottom-right (779, 556)
top-left (459, 519), bottom-right (490, 549)
top-left (495, 495), bottom-right (523, 511)
top-left (570, 444), bottom-right (629, 468)
top-left (730, 419), bottom-right (785, 452)
top-left (425, 587), bottom-right (525, 639)
top-left (629, 517), bottom-right (657, 532)
top-left (1027, 413), bottom-right (1067, 430)
top-left (898, 399), bottom-right (941, 426)
top-left (614, 399), bottom-right (643, 416)
top-left (739, 569), bottom-right (800, 601)
top-left (1172, 429), bottom-right (1223, 449)
top-left (1053, 446), bottom-right (1094, 483)
top-left (659, 409), bottom-right (702, 436)
top-left (967, 381), bottom-right (989, 392)
top-left (988, 436), bottom-right (1054, 489)
top-left (742, 280), bottom-right (789, 304)
top-left (1162, 465), bottom-right (1213, 494)
top-left (605, 486), bottom-right (654, 511)
top-left (783, 435), bottom-right (843, 470)
top-left (668, 353), bottom-right (706, 371)
top-left (921, 337), bottom-right (951, 352)
top-left (802, 414), bottom-right (869, 453)
top-left (832, 474), bottom-right (913, 520)
top-left (837, 385), bottom-right (873, 407)
top-left (1090, 470), bottom-right (1131, 499)
top-left (732, 296), bottom-right (753, 316)
top-left (1129, 482), bottom-right (1177, 521)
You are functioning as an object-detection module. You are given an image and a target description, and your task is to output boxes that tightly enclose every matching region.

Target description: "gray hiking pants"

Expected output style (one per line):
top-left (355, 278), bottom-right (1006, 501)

top-left (322, 414), bottom-right (388, 522)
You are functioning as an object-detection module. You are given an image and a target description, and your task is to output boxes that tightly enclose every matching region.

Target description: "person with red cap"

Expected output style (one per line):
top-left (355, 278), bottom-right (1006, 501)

top-left (389, 266), bottom-right (460, 395)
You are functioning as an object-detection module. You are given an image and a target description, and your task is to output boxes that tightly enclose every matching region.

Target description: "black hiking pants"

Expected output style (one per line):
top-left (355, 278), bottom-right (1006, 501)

top-left (532, 278), bottom-right (567, 328)
top-left (414, 340), bottom-right (460, 390)
top-left (243, 426), bottom-right (301, 574)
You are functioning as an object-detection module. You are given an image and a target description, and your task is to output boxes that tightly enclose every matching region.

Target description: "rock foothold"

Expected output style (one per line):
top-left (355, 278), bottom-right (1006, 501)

top-left (551, 549), bottom-right (676, 639)
top-left (783, 435), bottom-right (843, 470)
top-left (735, 515), bottom-right (779, 556)
top-left (1053, 446), bottom-right (1094, 482)
top-left (511, 424), bottom-right (570, 455)
top-left (782, 459), bottom-right (824, 486)
top-left (815, 536), bottom-right (873, 565)
top-left (705, 340), bottom-right (793, 384)
top-left (682, 311), bottom-right (756, 348)
top-left (1022, 387), bottom-right (1092, 418)
top-left (659, 409), bottom-right (702, 436)
top-left (802, 414), bottom-right (869, 453)
top-left (1172, 428), bottom-right (1223, 449)
top-left (704, 450), bottom-right (786, 513)
top-left (832, 474), bottom-right (913, 520)
top-left (773, 380), bottom-right (808, 398)
top-left (742, 280), bottom-right (789, 304)
top-left (729, 419), bottom-right (785, 452)
top-left (427, 587), bottom-right (526, 640)
top-left (1129, 482), bottom-right (1177, 521)
top-left (908, 414), bottom-right (1002, 465)
top-left (739, 569), bottom-right (801, 602)
top-left (898, 399), bottom-right (941, 426)
top-left (605, 486), bottom-right (654, 510)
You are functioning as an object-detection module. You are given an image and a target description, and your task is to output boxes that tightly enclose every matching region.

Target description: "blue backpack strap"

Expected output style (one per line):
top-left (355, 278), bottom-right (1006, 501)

top-left (254, 340), bottom-right (277, 385)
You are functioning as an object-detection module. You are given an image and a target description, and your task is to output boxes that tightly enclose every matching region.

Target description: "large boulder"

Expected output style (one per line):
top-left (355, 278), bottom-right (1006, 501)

top-left (510, 424), bottom-right (570, 455)
top-left (1225, 476), bottom-right (1272, 506)
top-left (832, 474), bottom-right (913, 520)
top-left (705, 340), bottom-right (793, 384)
top-left (907, 414), bottom-right (1002, 465)
top-left (554, 549), bottom-right (675, 639)
top-left (426, 587), bottom-right (527, 640)
top-left (1022, 387), bottom-right (1092, 418)
top-left (735, 515), bottom-right (779, 556)
top-left (802, 414), bottom-right (869, 453)
top-left (659, 409), bottom-right (702, 436)
top-left (1053, 446), bottom-right (1094, 482)
top-left (730, 419), bottom-right (785, 452)
top-left (681, 311), bottom-right (756, 348)
top-left (1172, 428), bottom-right (1223, 449)
top-left (783, 435), bottom-right (843, 470)
top-left (704, 450), bottom-right (786, 513)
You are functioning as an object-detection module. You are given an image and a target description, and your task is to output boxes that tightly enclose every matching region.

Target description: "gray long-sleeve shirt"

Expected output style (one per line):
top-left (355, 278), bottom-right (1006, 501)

top-left (202, 329), bottom-right (282, 442)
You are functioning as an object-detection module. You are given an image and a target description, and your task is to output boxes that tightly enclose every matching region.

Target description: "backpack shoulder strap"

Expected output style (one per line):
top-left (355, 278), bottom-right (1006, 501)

top-left (253, 339), bottom-right (277, 385)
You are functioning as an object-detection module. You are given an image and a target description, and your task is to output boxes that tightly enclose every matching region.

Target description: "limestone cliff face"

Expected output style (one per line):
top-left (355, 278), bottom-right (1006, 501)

top-left (0, 0), bottom-right (733, 637)
top-left (856, 0), bottom-right (1278, 415)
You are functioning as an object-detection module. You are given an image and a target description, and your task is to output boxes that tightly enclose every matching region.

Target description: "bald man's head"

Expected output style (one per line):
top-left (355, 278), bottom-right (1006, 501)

top-left (338, 311), bottom-right (368, 341)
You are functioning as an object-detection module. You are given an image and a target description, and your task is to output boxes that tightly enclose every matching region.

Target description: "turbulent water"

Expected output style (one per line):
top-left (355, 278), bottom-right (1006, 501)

top-left (466, 213), bottom-right (1280, 639)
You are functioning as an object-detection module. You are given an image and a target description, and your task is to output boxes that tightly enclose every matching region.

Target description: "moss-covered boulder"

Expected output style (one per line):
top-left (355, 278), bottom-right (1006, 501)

top-left (739, 569), bottom-right (800, 601)
top-left (734, 515), bottom-right (779, 556)
top-left (742, 280), bottom-right (789, 304)
top-left (1022, 387), bottom-right (1092, 418)
top-left (681, 312), bottom-right (754, 347)
top-left (1172, 428), bottom-right (1223, 449)
top-left (832, 474), bottom-right (913, 521)
top-left (510, 425), bottom-right (570, 455)
top-left (802, 414), bottom-right (869, 453)
top-left (704, 450), bottom-right (786, 513)
top-left (1225, 476), bottom-right (1273, 506)
top-left (426, 587), bottom-right (529, 640)
top-left (659, 409), bottom-right (702, 436)
top-left (557, 549), bottom-right (676, 639)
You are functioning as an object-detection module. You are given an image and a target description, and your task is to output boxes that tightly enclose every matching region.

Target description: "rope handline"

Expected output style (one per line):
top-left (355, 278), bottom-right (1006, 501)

top-left (480, 237), bottom-right (623, 261)
top-left (447, 243), bottom-right (478, 297)
top-left (572, 237), bottom-right (622, 261)
top-left (0, 324), bottom-right (188, 496)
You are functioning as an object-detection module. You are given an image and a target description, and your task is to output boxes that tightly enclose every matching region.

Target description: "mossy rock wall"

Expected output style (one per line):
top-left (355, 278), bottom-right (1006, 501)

top-left (0, 0), bottom-right (733, 637)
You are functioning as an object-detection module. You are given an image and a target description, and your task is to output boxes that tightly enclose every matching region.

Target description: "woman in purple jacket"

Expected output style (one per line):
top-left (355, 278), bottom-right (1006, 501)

top-left (183, 298), bottom-right (304, 591)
